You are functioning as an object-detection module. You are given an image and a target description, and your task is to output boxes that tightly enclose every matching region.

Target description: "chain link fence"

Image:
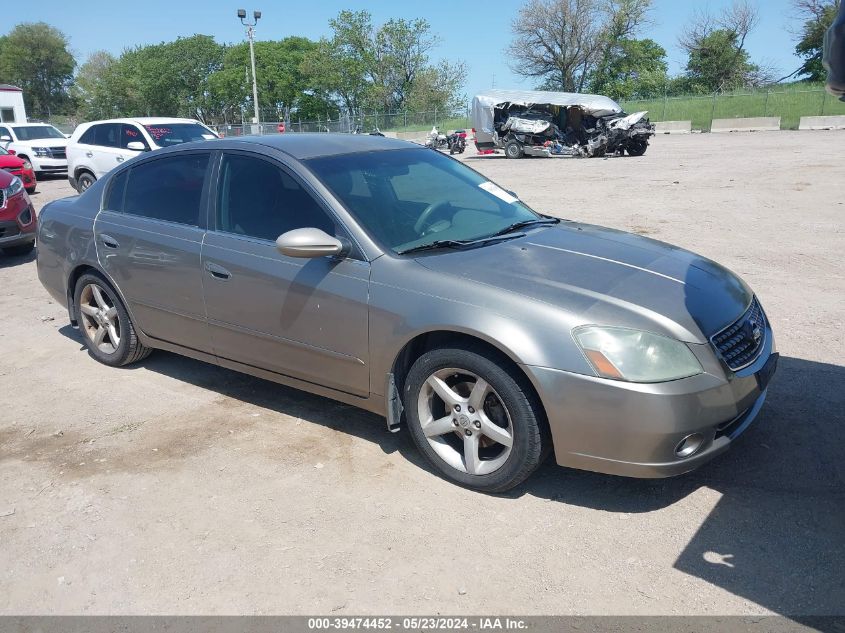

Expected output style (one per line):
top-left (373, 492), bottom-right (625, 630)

top-left (208, 107), bottom-right (471, 138)
top-left (620, 87), bottom-right (845, 132)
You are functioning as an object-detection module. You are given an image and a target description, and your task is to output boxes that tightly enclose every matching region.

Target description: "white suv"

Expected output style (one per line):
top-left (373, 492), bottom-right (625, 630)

top-left (66, 117), bottom-right (219, 192)
top-left (0, 122), bottom-right (69, 176)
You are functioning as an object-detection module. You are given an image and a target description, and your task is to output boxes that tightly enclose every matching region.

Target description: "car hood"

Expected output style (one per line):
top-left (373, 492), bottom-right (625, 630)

top-left (14, 138), bottom-right (68, 147)
top-left (416, 222), bottom-right (753, 344)
top-left (0, 156), bottom-right (24, 169)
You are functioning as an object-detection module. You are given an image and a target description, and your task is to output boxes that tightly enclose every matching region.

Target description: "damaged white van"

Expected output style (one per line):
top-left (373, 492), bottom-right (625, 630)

top-left (471, 89), bottom-right (655, 158)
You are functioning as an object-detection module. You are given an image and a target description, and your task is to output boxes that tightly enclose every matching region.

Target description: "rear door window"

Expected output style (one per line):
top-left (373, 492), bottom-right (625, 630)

top-left (93, 124), bottom-right (121, 148)
top-left (122, 153), bottom-right (210, 226)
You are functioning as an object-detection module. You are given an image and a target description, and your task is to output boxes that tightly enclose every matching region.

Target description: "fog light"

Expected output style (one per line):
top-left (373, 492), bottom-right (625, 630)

top-left (18, 207), bottom-right (33, 227)
top-left (675, 433), bottom-right (704, 458)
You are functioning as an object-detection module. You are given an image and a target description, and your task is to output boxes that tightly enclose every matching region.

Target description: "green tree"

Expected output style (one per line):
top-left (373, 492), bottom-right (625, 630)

top-left (508, 0), bottom-right (653, 93)
top-left (210, 37), bottom-right (336, 123)
top-left (793, 1), bottom-right (840, 81)
top-left (304, 10), bottom-right (466, 114)
top-left (679, 1), bottom-right (770, 92)
top-left (590, 38), bottom-right (668, 99)
top-left (0, 22), bottom-right (76, 118)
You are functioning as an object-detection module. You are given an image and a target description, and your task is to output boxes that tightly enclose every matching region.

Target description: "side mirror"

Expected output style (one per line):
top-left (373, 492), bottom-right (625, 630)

top-left (126, 141), bottom-right (147, 151)
top-left (7, 149), bottom-right (15, 155)
top-left (0, 135), bottom-right (11, 142)
top-left (276, 227), bottom-right (345, 258)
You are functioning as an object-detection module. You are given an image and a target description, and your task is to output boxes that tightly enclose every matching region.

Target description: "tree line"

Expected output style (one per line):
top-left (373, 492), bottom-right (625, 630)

top-left (0, 10), bottom-right (466, 123)
top-left (0, 1), bottom-right (839, 122)
top-left (507, 0), bottom-right (841, 100)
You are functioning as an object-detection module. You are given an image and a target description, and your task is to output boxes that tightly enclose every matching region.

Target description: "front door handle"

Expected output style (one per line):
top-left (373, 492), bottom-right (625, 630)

top-left (116, 156), bottom-right (125, 163)
top-left (204, 262), bottom-right (231, 280)
top-left (85, 151), bottom-right (93, 158)
top-left (99, 234), bottom-right (119, 249)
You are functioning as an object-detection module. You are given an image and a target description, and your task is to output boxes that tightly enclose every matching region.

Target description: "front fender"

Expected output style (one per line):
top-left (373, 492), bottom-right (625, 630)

top-left (368, 256), bottom-right (595, 397)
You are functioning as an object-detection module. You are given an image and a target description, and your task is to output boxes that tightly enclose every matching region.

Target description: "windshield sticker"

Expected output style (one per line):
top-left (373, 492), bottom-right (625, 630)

top-left (479, 181), bottom-right (518, 204)
top-left (144, 126), bottom-right (172, 140)
top-left (201, 133), bottom-right (217, 140)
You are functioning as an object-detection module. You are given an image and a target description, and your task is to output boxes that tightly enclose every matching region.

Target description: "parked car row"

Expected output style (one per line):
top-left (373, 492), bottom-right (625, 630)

top-left (0, 117), bottom-right (218, 193)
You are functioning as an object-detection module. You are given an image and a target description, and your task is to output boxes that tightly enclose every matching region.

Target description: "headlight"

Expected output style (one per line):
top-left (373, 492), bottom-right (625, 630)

top-left (33, 147), bottom-right (49, 156)
top-left (573, 325), bottom-right (702, 383)
top-left (22, 159), bottom-right (33, 170)
top-left (3, 176), bottom-right (23, 198)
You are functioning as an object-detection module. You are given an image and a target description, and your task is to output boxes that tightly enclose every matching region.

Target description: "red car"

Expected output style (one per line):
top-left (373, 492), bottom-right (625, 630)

top-left (0, 146), bottom-right (36, 193)
top-left (0, 168), bottom-right (37, 256)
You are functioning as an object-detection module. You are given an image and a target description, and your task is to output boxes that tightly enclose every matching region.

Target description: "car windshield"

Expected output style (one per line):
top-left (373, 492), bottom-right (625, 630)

top-left (143, 123), bottom-right (217, 147)
top-left (11, 125), bottom-right (66, 140)
top-left (305, 148), bottom-right (542, 253)
top-left (0, 147), bottom-right (8, 155)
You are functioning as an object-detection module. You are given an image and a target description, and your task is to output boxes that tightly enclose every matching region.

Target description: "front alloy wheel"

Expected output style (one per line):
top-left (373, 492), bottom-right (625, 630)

top-left (404, 347), bottom-right (547, 492)
top-left (417, 367), bottom-right (514, 476)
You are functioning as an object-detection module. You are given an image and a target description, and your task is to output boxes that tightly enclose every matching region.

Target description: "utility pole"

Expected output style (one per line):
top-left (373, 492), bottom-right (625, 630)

top-left (238, 9), bottom-right (262, 132)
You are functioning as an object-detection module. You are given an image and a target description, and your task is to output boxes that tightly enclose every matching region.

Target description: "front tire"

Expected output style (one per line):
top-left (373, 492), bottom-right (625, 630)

top-left (626, 138), bottom-right (648, 156)
top-left (505, 140), bottom-right (524, 159)
top-left (73, 272), bottom-right (151, 367)
top-left (76, 172), bottom-right (96, 193)
top-left (403, 346), bottom-right (546, 493)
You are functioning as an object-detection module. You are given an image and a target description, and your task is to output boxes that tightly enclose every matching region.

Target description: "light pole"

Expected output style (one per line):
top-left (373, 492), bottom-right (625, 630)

top-left (237, 9), bottom-right (261, 131)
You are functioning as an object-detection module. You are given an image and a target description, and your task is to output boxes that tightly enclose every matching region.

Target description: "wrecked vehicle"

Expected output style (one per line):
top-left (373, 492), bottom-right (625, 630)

top-left (471, 89), bottom-right (655, 158)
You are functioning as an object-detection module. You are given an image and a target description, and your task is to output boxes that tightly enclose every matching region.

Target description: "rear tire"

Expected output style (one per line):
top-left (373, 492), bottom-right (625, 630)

top-left (76, 172), bottom-right (96, 193)
top-left (73, 272), bottom-right (151, 367)
top-left (403, 346), bottom-right (547, 493)
top-left (505, 140), bottom-right (524, 159)
top-left (1, 242), bottom-right (35, 257)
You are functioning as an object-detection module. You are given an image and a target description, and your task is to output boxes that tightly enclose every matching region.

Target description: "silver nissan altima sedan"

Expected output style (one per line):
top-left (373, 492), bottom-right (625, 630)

top-left (36, 134), bottom-right (778, 492)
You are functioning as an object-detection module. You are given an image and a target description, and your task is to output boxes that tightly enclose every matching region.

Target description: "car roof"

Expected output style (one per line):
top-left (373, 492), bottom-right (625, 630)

top-left (216, 133), bottom-right (415, 160)
top-left (79, 117), bottom-right (204, 126)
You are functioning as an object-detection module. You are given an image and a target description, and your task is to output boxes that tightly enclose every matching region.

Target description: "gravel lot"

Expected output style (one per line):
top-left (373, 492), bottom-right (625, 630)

top-left (1, 131), bottom-right (843, 616)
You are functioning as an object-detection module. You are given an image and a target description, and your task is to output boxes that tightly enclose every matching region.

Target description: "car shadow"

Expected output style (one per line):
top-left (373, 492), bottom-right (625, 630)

top-left (0, 247), bottom-right (36, 268)
top-left (56, 324), bottom-right (845, 615)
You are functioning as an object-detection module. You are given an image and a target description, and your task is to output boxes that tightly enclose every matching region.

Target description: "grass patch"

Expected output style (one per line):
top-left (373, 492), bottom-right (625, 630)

top-left (621, 83), bottom-right (845, 131)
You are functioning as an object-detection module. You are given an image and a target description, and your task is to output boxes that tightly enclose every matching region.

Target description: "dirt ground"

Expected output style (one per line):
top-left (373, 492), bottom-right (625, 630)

top-left (1, 131), bottom-right (843, 616)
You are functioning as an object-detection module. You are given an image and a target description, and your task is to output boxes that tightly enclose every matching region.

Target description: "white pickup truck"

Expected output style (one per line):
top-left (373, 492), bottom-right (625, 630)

top-left (0, 122), bottom-right (68, 176)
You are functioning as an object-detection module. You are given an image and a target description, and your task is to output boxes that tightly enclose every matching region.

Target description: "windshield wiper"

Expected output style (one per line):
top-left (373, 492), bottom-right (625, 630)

top-left (488, 217), bottom-right (560, 238)
top-left (397, 233), bottom-right (526, 255)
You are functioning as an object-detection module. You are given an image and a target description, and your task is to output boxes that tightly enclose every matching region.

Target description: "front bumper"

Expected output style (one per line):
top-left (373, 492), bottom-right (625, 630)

top-left (0, 192), bottom-right (37, 247)
top-left (30, 157), bottom-right (67, 173)
top-left (525, 332), bottom-right (777, 478)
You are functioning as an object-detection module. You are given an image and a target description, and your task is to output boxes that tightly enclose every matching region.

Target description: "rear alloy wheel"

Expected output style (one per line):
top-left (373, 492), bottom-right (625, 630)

top-left (77, 172), bottom-right (96, 193)
top-left (74, 273), bottom-right (151, 367)
top-left (505, 140), bottom-right (524, 159)
top-left (404, 347), bottom-right (546, 492)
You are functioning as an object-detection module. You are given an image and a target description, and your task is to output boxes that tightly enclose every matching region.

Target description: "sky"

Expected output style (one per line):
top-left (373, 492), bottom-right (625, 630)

top-left (4, 0), bottom-right (805, 104)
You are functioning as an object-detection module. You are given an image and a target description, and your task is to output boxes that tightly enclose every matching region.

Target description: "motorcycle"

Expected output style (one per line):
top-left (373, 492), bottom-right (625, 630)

top-left (425, 126), bottom-right (466, 154)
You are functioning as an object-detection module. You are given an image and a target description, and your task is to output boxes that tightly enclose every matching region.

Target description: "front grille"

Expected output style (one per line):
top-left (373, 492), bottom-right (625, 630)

top-left (711, 297), bottom-right (766, 371)
top-left (48, 147), bottom-right (67, 159)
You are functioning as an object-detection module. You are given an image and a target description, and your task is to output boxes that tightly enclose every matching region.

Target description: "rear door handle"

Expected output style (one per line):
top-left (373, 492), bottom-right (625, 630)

top-left (85, 151), bottom-right (93, 158)
top-left (204, 262), bottom-right (231, 280)
top-left (99, 234), bottom-right (119, 249)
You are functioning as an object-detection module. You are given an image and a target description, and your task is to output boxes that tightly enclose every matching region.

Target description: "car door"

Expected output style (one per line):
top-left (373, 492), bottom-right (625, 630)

top-left (91, 123), bottom-right (124, 178)
top-left (95, 151), bottom-right (213, 353)
top-left (201, 151), bottom-right (370, 397)
top-left (119, 123), bottom-right (150, 160)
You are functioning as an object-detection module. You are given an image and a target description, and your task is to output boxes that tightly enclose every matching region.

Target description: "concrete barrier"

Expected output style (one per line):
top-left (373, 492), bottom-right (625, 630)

top-left (711, 117), bottom-right (781, 133)
top-left (655, 120), bottom-right (692, 134)
top-left (798, 115), bottom-right (845, 130)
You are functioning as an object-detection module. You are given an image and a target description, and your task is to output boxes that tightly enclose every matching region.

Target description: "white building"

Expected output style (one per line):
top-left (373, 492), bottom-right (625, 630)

top-left (0, 84), bottom-right (27, 124)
